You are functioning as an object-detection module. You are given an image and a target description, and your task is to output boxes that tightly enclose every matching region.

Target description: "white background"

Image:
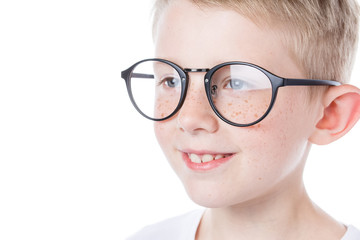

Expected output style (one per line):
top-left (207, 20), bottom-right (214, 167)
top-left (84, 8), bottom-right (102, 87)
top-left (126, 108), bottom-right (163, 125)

top-left (0, 1), bottom-right (359, 239)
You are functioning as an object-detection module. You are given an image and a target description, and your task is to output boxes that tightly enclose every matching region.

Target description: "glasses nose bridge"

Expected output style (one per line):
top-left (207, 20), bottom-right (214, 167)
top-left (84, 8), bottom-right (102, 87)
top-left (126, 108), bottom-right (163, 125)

top-left (183, 68), bottom-right (211, 85)
top-left (184, 68), bottom-right (210, 73)
top-left (182, 68), bottom-right (211, 95)
top-left (181, 67), bottom-right (213, 113)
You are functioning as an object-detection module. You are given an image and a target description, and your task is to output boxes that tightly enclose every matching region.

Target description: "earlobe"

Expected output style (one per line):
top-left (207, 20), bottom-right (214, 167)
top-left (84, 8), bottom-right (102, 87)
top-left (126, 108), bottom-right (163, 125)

top-left (309, 84), bottom-right (360, 145)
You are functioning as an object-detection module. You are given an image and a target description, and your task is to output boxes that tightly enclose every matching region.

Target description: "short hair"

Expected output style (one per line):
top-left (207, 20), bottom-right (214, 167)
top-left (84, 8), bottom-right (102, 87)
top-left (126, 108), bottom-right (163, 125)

top-left (152, 0), bottom-right (360, 85)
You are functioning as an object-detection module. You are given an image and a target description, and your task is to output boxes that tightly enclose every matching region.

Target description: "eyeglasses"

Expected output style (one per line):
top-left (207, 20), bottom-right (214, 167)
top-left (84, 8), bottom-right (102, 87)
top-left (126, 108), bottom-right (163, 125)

top-left (121, 58), bottom-right (340, 127)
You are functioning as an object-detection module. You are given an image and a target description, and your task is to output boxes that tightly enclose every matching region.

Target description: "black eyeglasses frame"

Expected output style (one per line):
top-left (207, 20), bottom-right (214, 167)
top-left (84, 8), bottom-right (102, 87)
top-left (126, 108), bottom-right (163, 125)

top-left (121, 58), bottom-right (341, 127)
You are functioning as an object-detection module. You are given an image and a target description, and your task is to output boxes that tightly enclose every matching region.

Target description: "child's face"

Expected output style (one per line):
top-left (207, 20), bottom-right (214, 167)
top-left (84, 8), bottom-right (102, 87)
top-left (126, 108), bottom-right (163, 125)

top-left (154, 0), bottom-right (322, 208)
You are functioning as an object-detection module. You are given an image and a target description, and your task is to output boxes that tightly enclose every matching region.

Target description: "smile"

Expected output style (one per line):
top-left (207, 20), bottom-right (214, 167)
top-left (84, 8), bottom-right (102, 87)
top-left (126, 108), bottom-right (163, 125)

top-left (187, 153), bottom-right (232, 163)
top-left (182, 151), bottom-right (234, 171)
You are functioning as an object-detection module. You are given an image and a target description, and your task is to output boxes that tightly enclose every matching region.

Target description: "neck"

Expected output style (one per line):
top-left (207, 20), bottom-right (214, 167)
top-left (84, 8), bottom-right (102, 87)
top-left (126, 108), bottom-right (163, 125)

top-left (196, 178), bottom-right (345, 240)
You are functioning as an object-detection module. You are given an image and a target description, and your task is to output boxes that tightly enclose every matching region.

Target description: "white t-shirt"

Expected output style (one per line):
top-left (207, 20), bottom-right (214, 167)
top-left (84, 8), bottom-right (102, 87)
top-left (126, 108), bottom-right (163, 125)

top-left (127, 209), bottom-right (360, 240)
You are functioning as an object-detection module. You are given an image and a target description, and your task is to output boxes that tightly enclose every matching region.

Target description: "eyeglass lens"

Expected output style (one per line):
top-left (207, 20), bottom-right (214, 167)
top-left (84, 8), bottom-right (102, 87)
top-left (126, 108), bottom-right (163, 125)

top-left (129, 60), bottom-right (182, 120)
top-left (128, 60), bottom-right (273, 125)
top-left (209, 65), bottom-right (272, 125)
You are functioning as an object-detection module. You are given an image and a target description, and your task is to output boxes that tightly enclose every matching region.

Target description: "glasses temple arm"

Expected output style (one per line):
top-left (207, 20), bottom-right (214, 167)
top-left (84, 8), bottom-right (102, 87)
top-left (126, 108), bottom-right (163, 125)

top-left (130, 73), bottom-right (155, 79)
top-left (283, 78), bottom-right (341, 87)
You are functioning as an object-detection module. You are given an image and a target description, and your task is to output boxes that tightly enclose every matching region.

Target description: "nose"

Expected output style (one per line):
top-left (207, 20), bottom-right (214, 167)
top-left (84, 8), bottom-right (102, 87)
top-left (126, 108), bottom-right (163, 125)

top-left (177, 74), bottom-right (219, 134)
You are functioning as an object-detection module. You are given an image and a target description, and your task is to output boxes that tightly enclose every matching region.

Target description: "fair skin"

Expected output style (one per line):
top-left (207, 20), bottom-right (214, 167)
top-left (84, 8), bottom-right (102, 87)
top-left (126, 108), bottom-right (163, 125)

top-left (153, 1), bottom-right (360, 239)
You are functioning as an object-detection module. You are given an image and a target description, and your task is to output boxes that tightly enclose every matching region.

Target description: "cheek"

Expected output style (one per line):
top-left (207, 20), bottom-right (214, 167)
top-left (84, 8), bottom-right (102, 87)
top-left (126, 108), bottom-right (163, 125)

top-left (154, 121), bottom-right (175, 156)
top-left (154, 89), bottom-right (181, 119)
top-left (229, 91), bottom-right (311, 171)
top-left (154, 121), bottom-right (183, 173)
top-left (154, 122), bottom-right (167, 146)
top-left (213, 89), bottom-right (272, 124)
top-left (242, 90), bottom-right (313, 170)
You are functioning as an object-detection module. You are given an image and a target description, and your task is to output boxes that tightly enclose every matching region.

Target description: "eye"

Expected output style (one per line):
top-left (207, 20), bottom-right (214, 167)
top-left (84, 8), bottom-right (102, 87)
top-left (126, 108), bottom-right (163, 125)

top-left (164, 77), bottom-right (180, 88)
top-left (158, 76), bottom-right (181, 88)
top-left (224, 78), bottom-right (248, 90)
top-left (166, 77), bottom-right (180, 88)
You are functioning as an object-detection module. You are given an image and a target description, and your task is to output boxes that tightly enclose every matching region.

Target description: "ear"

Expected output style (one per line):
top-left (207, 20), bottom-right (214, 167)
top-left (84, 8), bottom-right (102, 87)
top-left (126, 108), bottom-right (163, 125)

top-left (309, 84), bottom-right (360, 145)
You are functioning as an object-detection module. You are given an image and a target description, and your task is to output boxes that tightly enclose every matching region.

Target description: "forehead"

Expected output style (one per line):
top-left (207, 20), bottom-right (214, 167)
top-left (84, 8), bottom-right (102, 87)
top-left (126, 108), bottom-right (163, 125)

top-left (155, 0), bottom-right (304, 78)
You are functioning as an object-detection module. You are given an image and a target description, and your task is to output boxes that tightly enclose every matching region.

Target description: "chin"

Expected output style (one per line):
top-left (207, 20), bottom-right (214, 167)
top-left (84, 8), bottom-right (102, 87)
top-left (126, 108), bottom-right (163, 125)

top-left (188, 193), bottom-right (226, 208)
top-left (182, 182), bottom-right (234, 208)
top-left (181, 177), bottom-right (268, 209)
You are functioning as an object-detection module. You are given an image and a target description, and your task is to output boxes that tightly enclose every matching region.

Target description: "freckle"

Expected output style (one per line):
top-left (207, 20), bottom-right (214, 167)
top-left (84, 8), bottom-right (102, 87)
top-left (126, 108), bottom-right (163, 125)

top-left (228, 103), bottom-right (232, 106)
top-left (245, 100), bottom-right (249, 103)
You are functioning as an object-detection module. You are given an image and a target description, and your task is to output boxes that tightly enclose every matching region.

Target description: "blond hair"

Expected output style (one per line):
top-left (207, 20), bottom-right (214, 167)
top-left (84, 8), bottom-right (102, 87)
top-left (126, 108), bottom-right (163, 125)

top-left (152, 0), bottom-right (360, 85)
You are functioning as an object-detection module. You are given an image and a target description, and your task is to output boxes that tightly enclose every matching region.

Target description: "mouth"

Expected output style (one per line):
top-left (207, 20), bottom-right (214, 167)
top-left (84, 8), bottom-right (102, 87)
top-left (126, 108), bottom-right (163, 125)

top-left (181, 151), bottom-right (235, 171)
top-left (187, 153), bottom-right (233, 163)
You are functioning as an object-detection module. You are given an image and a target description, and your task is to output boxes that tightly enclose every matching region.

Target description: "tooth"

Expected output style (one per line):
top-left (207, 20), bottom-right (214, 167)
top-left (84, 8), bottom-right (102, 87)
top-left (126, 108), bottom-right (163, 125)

top-left (202, 154), bottom-right (214, 163)
top-left (215, 155), bottom-right (224, 160)
top-left (189, 153), bottom-right (201, 163)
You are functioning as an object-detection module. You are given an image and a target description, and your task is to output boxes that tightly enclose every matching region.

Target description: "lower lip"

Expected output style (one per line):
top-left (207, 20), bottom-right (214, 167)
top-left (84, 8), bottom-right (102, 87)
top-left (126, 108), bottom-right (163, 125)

top-left (182, 152), bottom-right (234, 171)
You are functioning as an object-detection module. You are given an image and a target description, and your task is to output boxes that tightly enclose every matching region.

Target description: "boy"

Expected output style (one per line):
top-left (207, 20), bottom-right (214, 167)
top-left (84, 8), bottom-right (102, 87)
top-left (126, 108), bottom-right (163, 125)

top-left (122, 0), bottom-right (360, 239)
